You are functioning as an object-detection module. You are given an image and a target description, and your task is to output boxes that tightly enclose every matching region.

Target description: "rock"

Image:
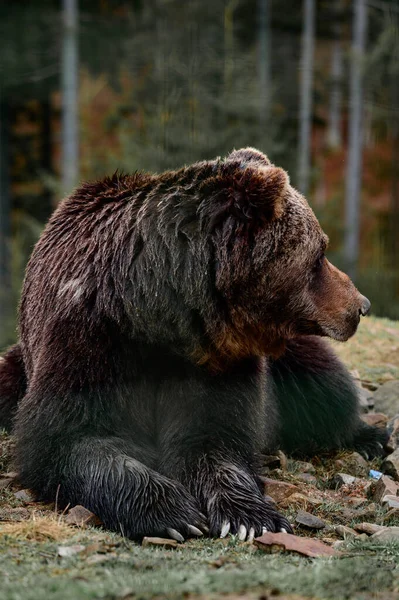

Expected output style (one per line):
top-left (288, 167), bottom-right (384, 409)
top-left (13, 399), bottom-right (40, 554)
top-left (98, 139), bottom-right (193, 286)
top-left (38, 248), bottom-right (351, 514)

top-left (142, 537), bottom-right (178, 549)
top-left (260, 455), bottom-right (282, 471)
top-left (296, 473), bottom-right (317, 484)
top-left (330, 473), bottom-right (365, 488)
top-left (57, 544), bottom-right (86, 557)
top-left (381, 448), bottom-right (399, 481)
top-left (295, 510), bottom-right (325, 530)
top-left (14, 489), bottom-right (34, 503)
top-left (291, 460), bottom-right (315, 474)
top-left (260, 451), bottom-right (288, 473)
top-left (382, 495), bottom-right (399, 509)
top-left (65, 505), bottom-right (103, 528)
top-left (373, 381), bottom-right (399, 417)
top-left (371, 527), bottom-right (399, 543)
top-left (357, 387), bottom-right (373, 413)
top-left (262, 479), bottom-right (299, 503)
top-left (371, 474), bottom-right (399, 503)
top-left (334, 452), bottom-right (369, 477)
top-left (334, 525), bottom-right (359, 539)
top-left (354, 522), bottom-right (386, 535)
top-left (362, 413), bottom-right (389, 428)
top-left (254, 532), bottom-right (339, 557)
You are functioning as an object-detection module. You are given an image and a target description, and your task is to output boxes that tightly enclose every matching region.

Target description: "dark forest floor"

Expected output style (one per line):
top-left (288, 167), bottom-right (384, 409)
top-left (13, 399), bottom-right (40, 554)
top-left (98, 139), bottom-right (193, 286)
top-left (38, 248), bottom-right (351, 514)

top-left (0, 316), bottom-right (399, 600)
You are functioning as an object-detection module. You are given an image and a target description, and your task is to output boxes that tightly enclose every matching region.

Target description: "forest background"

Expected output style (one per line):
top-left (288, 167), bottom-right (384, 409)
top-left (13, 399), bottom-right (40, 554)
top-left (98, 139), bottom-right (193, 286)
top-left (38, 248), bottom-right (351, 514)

top-left (0, 0), bottom-right (398, 350)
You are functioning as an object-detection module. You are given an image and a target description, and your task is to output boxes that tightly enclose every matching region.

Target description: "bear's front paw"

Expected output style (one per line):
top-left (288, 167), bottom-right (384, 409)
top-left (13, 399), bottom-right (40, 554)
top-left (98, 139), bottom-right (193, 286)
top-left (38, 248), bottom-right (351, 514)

top-left (134, 479), bottom-right (208, 542)
top-left (200, 465), bottom-right (292, 540)
top-left (353, 423), bottom-right (390, 459)
top-left (207, 494), bottom-right (292, 540)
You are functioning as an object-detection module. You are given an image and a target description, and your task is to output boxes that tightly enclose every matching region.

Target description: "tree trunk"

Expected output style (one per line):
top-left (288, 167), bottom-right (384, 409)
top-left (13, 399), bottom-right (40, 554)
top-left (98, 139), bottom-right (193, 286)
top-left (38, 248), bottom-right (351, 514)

top-left (297, 0), bottom-right (315, 196)
top-left (62, 0), bottom-right (79, 195)
top-left (0, 93), bottom-right (11, 349)
top-left (344, 0), bottom-right (367, 280)
top-left (327, 3), bottom-right (343, 150)
top-left (258, 0), bottom-right (271, 135)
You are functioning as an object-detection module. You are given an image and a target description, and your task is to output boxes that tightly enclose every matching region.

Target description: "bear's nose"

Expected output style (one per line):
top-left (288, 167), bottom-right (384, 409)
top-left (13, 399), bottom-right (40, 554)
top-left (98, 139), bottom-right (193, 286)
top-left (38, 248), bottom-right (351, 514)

top-left (359, 295), bottom-right (371, 316)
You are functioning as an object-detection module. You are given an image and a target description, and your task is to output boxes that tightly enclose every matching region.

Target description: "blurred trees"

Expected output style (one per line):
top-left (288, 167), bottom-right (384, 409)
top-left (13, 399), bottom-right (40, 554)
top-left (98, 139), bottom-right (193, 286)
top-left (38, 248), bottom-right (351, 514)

top-left (0, 0), bottom-right (399, 350)
top-left (344, 0), bottom-right (367, 279)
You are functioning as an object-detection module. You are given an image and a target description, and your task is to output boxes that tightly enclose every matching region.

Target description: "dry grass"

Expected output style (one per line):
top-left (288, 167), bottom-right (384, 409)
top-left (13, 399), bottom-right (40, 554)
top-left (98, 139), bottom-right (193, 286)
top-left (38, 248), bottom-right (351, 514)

top-left (0, 512), bottom-right (75, 542)
top-left (331, 315), bottom-right (399, 382)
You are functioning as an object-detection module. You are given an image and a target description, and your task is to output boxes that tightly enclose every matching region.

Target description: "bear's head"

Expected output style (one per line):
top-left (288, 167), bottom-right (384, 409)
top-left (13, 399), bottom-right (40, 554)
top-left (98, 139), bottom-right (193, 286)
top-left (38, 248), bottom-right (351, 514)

top-left (184, 147), bottom-right (370, 368)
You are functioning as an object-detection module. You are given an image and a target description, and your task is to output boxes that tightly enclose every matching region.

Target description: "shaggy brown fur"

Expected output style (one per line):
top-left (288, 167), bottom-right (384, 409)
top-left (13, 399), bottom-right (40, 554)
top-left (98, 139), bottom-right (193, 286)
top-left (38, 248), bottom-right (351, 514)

top-left (0, 148), bottom-right (385, 542)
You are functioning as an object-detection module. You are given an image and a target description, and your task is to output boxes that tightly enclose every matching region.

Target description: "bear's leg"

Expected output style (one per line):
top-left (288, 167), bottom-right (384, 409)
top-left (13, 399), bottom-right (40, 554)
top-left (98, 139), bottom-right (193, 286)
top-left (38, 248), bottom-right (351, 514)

top-left (0, 344), bottom-right (26, 432)
top-left (157, 361), bottom-right (292, 539)
top-left (15, 394), bottom-right (206, 541)
top-left (269, 336), bottom-right (388, 458)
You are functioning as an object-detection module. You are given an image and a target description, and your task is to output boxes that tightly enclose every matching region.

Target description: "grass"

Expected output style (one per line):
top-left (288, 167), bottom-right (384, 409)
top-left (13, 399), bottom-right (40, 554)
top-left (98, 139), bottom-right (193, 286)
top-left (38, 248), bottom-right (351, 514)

top-left (0, 315), bottom-right (399, 600)
top-left (331, 315), bottom-right (399, 382)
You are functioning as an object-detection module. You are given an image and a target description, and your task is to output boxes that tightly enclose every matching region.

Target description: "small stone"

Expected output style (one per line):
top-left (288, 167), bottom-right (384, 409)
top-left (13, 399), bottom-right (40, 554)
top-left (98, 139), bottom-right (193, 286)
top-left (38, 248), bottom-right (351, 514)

top-left (260, 455), bottom-right (282, 471)
top-left (330, 473), bottom-right (358, 488)
top-left (362, 413), bottom-right (389, 428)
top-left (382, 495), bottom-right (399, 509)
top-left (334, 525), bottom-right (359, 539)
top-left (262, 479), bottom-right (299, 503)
top-left (371, 527), bottom-right (399, 543)
top-left (381, 449), bottom-right (399, 481)
top-left (373, 381), bottom-right (399, 417)
top-left (65, 505), bottom-right (103, 528)
top-left (254, 532), bottom-right (339, 557)
top-left (142, 537), bottom-right (178, 549)
top-left (296, 473), bottom-right (317, 484)
top-left (295, 510), bottom-right (325, 530)
top-left (57, 544), bottom-right (86, 557)
top-left (291, 460), bottom-right (315, 474)
top-left (354, 522), bottom-right (386, 535)
top-left (372, 474), bottom-right (399, 503)
top-left (334, 453), bottom-right (369, 477)
top-left (14, 489), bottom-right (34, 503)
top-left (357, 387), bottom-right (372, 413)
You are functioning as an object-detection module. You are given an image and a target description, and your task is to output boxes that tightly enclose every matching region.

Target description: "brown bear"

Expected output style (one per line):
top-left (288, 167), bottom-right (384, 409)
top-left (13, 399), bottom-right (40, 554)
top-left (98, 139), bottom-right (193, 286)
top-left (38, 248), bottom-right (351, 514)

top-left (0, 148), bottom-right (385, 541)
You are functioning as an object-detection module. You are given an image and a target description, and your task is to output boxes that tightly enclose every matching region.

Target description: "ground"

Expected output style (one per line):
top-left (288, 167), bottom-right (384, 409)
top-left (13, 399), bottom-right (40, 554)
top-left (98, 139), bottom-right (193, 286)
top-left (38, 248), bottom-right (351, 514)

top-left (0, 316), bottom-right (399, 600)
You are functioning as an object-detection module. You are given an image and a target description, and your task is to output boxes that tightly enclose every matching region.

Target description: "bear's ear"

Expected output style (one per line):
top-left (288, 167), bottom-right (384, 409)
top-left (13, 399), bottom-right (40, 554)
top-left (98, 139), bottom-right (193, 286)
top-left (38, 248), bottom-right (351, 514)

top-left (226, 147), bottom-right (271, 168)
top-left (202, 163), bottom-right (289, 229)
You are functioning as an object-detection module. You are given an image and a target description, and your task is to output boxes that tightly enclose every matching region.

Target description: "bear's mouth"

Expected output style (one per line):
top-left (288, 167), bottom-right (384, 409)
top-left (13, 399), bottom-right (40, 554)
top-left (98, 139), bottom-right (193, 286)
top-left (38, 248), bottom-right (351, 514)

top-left (294, 319), bottom-right (325, 337)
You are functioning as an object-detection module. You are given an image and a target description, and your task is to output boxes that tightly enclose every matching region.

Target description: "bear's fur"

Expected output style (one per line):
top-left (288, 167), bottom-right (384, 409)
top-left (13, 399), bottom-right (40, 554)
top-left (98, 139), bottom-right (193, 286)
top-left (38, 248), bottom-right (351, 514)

top-left (0, 148), bottom-right (386, 541)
